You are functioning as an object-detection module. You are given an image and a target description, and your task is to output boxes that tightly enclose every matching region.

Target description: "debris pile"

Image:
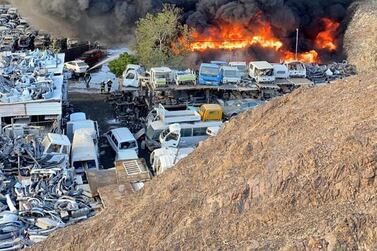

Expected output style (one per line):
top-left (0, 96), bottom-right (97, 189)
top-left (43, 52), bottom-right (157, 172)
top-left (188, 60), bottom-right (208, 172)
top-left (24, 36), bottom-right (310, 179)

top-left (0, 4), bottom-right (37, 52)
top-left (106, 91), bottom-right (149, 133)
top-left (305, 61), bottom-right (357, 83)
top-left (0, 50), bottom-right (62, 103)
top-left (0, 134), bottom-right (96, 249)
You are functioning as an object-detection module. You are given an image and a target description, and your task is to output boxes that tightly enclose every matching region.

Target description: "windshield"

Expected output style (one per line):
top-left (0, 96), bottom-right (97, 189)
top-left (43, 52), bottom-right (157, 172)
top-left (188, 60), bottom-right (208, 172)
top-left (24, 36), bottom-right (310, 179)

top-left (236, 65), bottom-right (246, 72)
top-left (201, 66), bottom-right (219, 77)
top-left (155, 72), bottom-right (169, 79)
top-left (160, 128), bottom-right (170, 139)
top-left (256, 68), bottom-right (273, 76)
top-left (77, 62), bottom-right (88, 67)
top-left (120, 140), bottom-right (137, 150)
top-left (224, 70), bottom-right (237, 77)
top-left (166, 132), bottom-right (179, 141)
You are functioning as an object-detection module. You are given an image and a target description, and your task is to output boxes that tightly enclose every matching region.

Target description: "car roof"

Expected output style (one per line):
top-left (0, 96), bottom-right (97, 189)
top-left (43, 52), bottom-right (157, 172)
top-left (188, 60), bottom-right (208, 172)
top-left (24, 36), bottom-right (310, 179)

top-left (221, 66), bottom-right (238, 71)
top-left (151, 67), bottom-right (171, 72)
top-left (68, 60), bottom-right (86, 64)
top-left (47, 133), bottom-right (70, 146)
top-left (201, 104), bottom-right (222, 110)
top-left (249, 61), bottom-right (273, 69)
top-left (201, 63), bottom-right (219, 68)
top-left (110, 128), bottom-right (136, 142)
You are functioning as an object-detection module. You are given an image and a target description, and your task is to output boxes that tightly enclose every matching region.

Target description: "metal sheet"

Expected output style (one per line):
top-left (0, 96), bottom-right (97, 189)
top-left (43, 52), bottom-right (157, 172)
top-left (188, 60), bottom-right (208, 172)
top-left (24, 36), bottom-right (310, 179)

top-left (26, 102), bottom-right (62, 116)
top-left (0, 104), bottom-right (26, 117)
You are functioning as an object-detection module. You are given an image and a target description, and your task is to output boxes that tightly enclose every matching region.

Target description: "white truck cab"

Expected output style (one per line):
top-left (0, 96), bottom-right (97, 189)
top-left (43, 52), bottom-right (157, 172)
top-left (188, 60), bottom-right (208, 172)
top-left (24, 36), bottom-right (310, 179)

top-left (221, 66), bottom-right (241, 84)
top-left (151, 147), bottom-right (195, 176)
top-left (42, 133), bottom-right (71, 155)
top-left (285, 61), bottom-right (307, 78)
top-left (105, 128), bottom-right (139, 161)
top-left (150, 67), bottom-right (173, 88)
top-left (122, 64), bottom-right (145, 88)
top-left (229, 62), bottom-right (247, 78)
top-left (272, 63), bottom-right (289, 79)
top-left (248, 61), bottom-right (275, 84)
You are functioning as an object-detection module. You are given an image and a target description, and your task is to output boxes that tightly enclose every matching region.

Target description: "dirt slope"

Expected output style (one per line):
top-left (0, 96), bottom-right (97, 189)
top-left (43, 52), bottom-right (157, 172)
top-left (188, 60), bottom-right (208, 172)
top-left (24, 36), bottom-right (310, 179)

top-left (32, 73), bottom-right (377, 250)
top-left (344, 0), bottom-right (377, 72)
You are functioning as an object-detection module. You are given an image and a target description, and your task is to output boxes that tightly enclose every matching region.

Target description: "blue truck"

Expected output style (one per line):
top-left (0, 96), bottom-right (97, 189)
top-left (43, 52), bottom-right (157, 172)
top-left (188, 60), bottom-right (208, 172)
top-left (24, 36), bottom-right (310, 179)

top-left (198, 63), bottom-right (222, 86)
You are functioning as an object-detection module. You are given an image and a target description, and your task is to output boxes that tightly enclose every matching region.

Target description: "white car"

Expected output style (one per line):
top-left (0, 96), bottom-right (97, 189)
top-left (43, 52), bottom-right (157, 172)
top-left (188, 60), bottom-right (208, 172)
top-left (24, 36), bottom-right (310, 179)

top-left (105, 128), bottom-right (139, 161)
top-left (64, 60), bottom-right (89, 74)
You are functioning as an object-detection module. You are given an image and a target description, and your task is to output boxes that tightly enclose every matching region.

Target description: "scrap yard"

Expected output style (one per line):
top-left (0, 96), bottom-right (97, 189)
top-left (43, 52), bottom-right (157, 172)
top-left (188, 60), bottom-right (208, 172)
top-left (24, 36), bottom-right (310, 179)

top-left (0, 0), bottom-right (374, 249)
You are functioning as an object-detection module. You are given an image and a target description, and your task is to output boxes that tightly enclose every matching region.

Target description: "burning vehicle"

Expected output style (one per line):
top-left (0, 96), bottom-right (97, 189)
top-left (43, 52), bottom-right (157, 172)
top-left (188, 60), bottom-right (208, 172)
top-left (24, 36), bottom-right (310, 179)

top-left (34, 32), bottom-right (51, 50)
top-left (17, 32), bottom-right (35, 50)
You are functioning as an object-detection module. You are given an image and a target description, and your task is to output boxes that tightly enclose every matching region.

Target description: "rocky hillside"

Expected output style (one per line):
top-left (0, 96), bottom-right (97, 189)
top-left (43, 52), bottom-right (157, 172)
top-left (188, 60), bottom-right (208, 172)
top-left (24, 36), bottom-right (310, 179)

top-left (344, 0), bottom-right (377, 72)
top-left (32, 73), bottom-right (377, 250)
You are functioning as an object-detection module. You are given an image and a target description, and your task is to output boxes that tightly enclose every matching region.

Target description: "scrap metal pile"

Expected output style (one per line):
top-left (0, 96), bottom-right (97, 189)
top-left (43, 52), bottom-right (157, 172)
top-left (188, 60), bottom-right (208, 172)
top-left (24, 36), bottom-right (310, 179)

top-left (0, 5), bottom-right (38, 52)
top-left (0, 50), bottom-right (61, 103)
top-left (306, 61), bottom-right (357, 83)
top-left (107, 91), bottom-right (149, 133)
top-left (0, 135), bottom-right (96, 250)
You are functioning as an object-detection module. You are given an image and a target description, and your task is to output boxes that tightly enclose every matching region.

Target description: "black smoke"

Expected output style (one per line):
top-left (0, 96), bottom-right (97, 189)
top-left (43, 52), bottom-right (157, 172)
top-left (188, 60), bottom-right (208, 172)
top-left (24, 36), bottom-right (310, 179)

top-left (12, 0), bottom-right (354, 60)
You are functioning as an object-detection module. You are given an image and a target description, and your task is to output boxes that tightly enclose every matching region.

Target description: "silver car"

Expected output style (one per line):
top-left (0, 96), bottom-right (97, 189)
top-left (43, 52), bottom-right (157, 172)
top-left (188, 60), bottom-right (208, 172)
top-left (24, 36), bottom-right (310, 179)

top-left (219, 99), bottom-right (264, 118)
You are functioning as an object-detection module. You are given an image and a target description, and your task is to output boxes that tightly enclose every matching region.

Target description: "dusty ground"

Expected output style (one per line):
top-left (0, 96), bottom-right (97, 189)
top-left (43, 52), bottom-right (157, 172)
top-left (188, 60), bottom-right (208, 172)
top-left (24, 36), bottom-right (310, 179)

top-left (32, 72), bottom-right (377, 250)
top-left (344, 0), bottom-right (377, 72)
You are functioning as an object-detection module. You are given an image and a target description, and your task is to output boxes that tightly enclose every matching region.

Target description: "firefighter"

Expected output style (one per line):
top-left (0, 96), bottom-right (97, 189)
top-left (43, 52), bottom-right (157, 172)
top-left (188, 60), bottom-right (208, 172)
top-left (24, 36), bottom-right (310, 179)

top-left (106, 79), bottom-right (113, 93)
top-left (100, 81), bottom-right (106, 93)
top-left (84, 72), bottom-right (91, 88)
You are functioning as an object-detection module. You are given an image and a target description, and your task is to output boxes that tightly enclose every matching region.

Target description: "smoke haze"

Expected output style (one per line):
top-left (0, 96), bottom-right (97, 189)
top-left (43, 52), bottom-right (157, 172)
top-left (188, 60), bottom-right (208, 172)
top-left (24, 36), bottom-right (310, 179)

top-left (11, 0), bottom-right (354, 58)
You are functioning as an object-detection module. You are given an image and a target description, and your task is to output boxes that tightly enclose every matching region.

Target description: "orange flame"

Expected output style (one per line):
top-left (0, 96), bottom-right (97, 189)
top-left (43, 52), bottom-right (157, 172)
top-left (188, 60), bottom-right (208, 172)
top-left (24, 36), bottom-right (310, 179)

top-left (189, 22), bottom-right (283, 52)
top-left (315, 18), bottom-right (340, 51)
top-left (283, 50), bottom-right (319, 63)
top-left (180, 16), bottom-right (340, 63)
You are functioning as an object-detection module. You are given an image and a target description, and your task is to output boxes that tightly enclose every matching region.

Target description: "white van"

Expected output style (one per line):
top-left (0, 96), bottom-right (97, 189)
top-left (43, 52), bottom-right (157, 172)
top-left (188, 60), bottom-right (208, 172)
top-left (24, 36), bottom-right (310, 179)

top-left (71, 130), bottom-right (99, 175)
top-left (105, 128), bottom-right (139, 161)
top-left (159, 122), bottom-right (222, 148)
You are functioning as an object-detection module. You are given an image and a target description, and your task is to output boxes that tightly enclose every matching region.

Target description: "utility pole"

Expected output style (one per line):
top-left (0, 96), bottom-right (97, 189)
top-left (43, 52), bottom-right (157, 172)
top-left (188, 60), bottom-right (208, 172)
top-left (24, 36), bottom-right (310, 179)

top-left (295, 28), bottom-right (299, 61)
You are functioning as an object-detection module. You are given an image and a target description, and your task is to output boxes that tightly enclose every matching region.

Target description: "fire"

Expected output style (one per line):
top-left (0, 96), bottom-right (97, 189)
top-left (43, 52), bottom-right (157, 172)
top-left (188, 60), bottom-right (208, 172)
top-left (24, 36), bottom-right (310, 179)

top-left (188, 21), bottom-right (283, 52)
top-left (283, 50), bottom-right (319, 63)
top-left (315, 18), bottom-right (340, 51)
top-left (179, 16), bottom-right (340, 63)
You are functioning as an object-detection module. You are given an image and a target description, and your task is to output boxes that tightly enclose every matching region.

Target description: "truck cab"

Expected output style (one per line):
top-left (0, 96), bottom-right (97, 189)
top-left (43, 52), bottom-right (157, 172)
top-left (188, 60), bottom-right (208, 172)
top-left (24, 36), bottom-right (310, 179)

top-left (221, 66), bottom-right (241, 84)
top-left (42, 133), bottom-right (71, 155)
top-left (150, 67), bottom-right (173, 88)
top-left (198, 104), bottom-right (223, 121)
top-left (173, 69), bottom-right (196, 85)
top-left (122, 64), bottom-right (145, 88)
top-left (199, 63), bottom-right (221, 86)
top-left (272, 63), bottom-right (289, 79)
top-left (151, 147), bottom-right (195, 176)
top-left (229, 62), bottom-right (247, 78)
top-left (248, 61), bottom-right (275, 84)
top-left (285, 61), bottom-right (307, 78)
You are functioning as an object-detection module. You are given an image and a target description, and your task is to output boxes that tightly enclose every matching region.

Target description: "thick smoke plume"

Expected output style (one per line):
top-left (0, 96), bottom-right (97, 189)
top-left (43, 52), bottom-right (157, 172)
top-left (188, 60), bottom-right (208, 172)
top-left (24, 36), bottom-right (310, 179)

top-left (12, 0), bottom-right (354, 60)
